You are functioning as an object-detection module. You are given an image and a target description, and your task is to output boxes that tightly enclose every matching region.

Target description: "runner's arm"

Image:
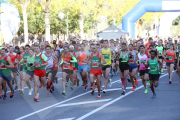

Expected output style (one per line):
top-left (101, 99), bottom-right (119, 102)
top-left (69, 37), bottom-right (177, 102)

top-left (157, 59), bottom-right (162, 71)
top-left (100, 54), bottom-right (106, 65)
top-left (70, 53), bottom-right (77, 63)
top-left (6, 56), bottom-right (14, 68)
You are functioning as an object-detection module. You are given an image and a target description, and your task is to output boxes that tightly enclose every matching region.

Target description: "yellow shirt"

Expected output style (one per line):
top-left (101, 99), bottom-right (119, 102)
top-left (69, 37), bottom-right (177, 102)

top-left (102, 48), bottom-right (111, 65)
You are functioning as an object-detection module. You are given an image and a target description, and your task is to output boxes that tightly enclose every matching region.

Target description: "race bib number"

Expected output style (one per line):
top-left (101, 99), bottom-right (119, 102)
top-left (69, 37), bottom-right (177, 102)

top-left (24, 60), bottom-right (27, 63)
top-left (122, 55), bottom-right (127, 59)
top-left (168, 56), bottom-right (172, 60)
top-left (35, 63), bottom-right (41, 67)
top-left (92, 63), bottom-right (98, 67)
top-left (0, 63), bottom-right (6, 69)
top-left (141, 60), bottom-right (146, 64)
top-left (63, 63), bottom-right (70, 69)
top-left (129, 60), bottom-right (134, 63)
top-left (104, 55), bottom-right (110, 60)
top-left (150, 66), bottom-right (157, 71)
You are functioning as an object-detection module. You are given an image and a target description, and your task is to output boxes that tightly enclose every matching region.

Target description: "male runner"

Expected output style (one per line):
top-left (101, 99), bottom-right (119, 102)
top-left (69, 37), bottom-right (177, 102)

top-left (76, 43), bottom-right (89, 90)
top-left (145, 50), bottom-right (162, 98)
top-left (33, 45), bottom-right (48, 102)
top-left (156, 40), bottom-right (164, 72)
top-left (89, 43), bottom-right (106, 98)
top-left (60, 46), bottom-right (77, 95)
top-left (100, 40), bottom-right (114, 93)
top-left (0, 48), bottom-right (14, 99)
top-left (7, 46), bottom-right (19, 90)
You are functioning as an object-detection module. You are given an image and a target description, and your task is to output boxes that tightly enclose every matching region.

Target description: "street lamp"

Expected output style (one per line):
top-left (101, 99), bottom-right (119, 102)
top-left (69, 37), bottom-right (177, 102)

top-left (58, 12), bottom-right (69, 40)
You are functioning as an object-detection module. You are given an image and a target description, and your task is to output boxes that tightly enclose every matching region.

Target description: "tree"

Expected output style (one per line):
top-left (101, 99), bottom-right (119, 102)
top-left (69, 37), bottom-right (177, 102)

top-left (38, 0), bottom-right (51, 42)
top-left (17, 0), bottom-right (31, 44)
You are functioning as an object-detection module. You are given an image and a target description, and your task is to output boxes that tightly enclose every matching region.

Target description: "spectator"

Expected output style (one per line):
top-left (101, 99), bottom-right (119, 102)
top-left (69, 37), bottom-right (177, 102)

top-left (37, 32), bottom-right (43, 44)
top-left (40, 42), bottom-right (45, 53)
top-left (29, 33), bottom-right (35, 43)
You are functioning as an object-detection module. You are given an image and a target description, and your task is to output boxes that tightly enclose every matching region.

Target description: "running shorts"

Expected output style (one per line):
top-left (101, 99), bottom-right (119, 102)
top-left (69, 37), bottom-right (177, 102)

top-left (119, 63), bottom-right (129, 72)
top-left (90, 68), bottom-right (102, 76)
top-left (129, 63), bottom-right (137, 72)
top-left (27, 70), bottom-right (34, 78)
top-left (166, 62), bottom-right (174, 66)
top-left (0, 73), bottom-right (12, 82)
top-left (158, 56), bottom-right (163, 59)
top-left (101, 65), bottom-right (111, 71)
top-left (11, 67), bottom-right (17, 73)
top-left (149, 73), bottom-right (160, 81)
top-left (62, 69), bottom-right (73, 75)
top-left (78, 64), bottom-right (88, 73)
top-left (20, 65), bottom-right (23, 71)
top-left (34, 69), bottom-right (46, 77)
top-left (140, 69), bottom-right (149, 76)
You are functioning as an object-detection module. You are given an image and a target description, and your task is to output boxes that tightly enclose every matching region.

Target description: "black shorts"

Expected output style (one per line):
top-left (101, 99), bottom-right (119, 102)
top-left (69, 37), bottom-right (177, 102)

top-left (149, 74), bottom-right (160, 81)
top-left (119, 63), bottom-right (129, 72)
top-left (140, 69), bottom-right (149, 76)
top-left (158, 56), bottom-right (163, 59)
top-left (46, 68), bottom-right (54, 77)
top-left (27, 70), bottom-right (34, 78)
top-left (11, 67), bottom-right (17, 73)
top-left (101, 65), bottom-right (111, 71)
top-left (62, 69), bottom-right (73, 75)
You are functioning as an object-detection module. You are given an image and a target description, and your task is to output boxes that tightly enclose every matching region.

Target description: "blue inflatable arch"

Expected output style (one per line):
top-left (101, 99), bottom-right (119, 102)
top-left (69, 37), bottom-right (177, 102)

top-left (122, 0), bottom-right (180, 38)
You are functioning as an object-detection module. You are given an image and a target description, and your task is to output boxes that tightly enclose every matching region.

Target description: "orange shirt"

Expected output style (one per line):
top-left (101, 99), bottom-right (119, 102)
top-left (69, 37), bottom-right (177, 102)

top-left (62, 53), bottom-right (73, 70)
top-left (7, 52), bottom-right (18, 68)
top-left (145, 42), bottom-right (151, 51)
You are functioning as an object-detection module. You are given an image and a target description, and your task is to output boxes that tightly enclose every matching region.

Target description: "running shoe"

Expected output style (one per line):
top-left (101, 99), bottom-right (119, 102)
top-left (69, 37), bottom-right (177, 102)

top-left (66, 82), bottom-right (68, 87)
top-left (144, 89), bottom-right (148, 94)
top-left (82, 83), bottom-right (85, 86)
top-left (51, 84), bottom-right (54, 91)
top-left (10, 91), bottom-right (14, 98)
top-left (135, 79), bottom-right (138, 85)
top-left (39, 83), bottom-right (42, 88)
top-left (152, 94), bottom-right (156, 99)
top-left (29, 88), bottom-right (33, 95)
top-left (147, 80), bottom-right (150, 85)
top-left (3, 95), bottom-right (7, 99)
top-left (19, 89), bottom-right (24, 95)
top-left (115, 72), bottom-right (117, 76)
top-left (108, 79), bottom-right (111, 83)
top-left (77, 79), bottom-right (80, 86)
top-left (95, 85), bottom-right (98, 88)
top-left (110, 71), bottom-right (114, 78)
top-left (161, 68), bottom-right (163, 72)
top-left (98, 94), bottom-right (101, 98)
top-left (132, 86), bottom-right (136, 91)
top-left (169, 80), bottom-right (172, 84)
top-left (103, 89), bottom-right (106, 93)
top-left (62, 91), bottom-right (66, 96)
top-left (34, 97), bottom-right (39, 102)
top-left (90, 85), bottom-right (93, 89)
top-left (122, 90), bottom-right (126, 95)
top-left (14, 85), bottom-right (18, 90)
top-left (0, 94), bottom-right (2, 99)
top-left (91, 90), bottom-right (94, 95)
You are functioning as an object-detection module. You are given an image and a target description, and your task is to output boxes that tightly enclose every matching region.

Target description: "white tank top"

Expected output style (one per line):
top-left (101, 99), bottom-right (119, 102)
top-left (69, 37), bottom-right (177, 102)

top-left (45, 53), bottom-right (53, 69)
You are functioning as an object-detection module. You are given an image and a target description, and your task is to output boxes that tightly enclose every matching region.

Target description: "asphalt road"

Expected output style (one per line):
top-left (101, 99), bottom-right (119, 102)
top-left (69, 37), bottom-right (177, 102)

top-left (0, 66), bottom-right (180, 120)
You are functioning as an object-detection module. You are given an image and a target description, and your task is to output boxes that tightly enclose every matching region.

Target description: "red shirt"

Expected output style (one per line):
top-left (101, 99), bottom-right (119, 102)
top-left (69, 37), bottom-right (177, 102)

top-left (7, 52), bottom-right (18, 68)
top-left (145, 42), bottom-right (151, 50)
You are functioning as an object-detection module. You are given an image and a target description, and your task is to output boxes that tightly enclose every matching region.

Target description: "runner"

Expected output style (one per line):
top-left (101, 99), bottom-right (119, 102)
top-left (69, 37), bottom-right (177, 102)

top-left (100, 40), bottom-right (114, 93)
top-left (164, 44), bottom-right (176, 84)
top-left (136, 45), bottom-right (149, 94)
top-left (0, 48), bottom-right (14, 99)
top-left (19, 45), bottom-right (30, 94)
top-left (76, 43), bottom-right (89, 90)
top-left (45, 45), bottom-right (54, 94)
top-left (7, 46), bottom-right (19, 90)
top-left (33, 45), bottom-right (48, 102)
top-left (145, 50), bottom-right (162, 98)
top-left (118, 43), bottom-right (130, 95)
top-left (20, 48), bottom-right (34, 95)
top-left (128, 44), bottom-right (138, 91)
top-left (88, 43), bottom-right (106, 98)
top-left (156, 40), bottom-right (164, 72)
top-left (60, 45), bottom-right (77, 95)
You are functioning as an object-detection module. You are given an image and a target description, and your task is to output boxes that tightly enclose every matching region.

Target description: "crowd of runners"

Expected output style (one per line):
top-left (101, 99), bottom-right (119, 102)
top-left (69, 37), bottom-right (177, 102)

top-left (0, 37), bottom-right (180, 102)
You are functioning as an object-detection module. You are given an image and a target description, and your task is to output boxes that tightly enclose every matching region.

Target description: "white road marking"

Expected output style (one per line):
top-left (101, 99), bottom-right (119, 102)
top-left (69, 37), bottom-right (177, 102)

top-left (15, 91), bottom-right (91, 120)
top-left (76, 73), bottom-right (169, 120)
top-left (55, 99), bottom-right (112, 108)
top-left (57, 117), bottom-right (75, 120)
